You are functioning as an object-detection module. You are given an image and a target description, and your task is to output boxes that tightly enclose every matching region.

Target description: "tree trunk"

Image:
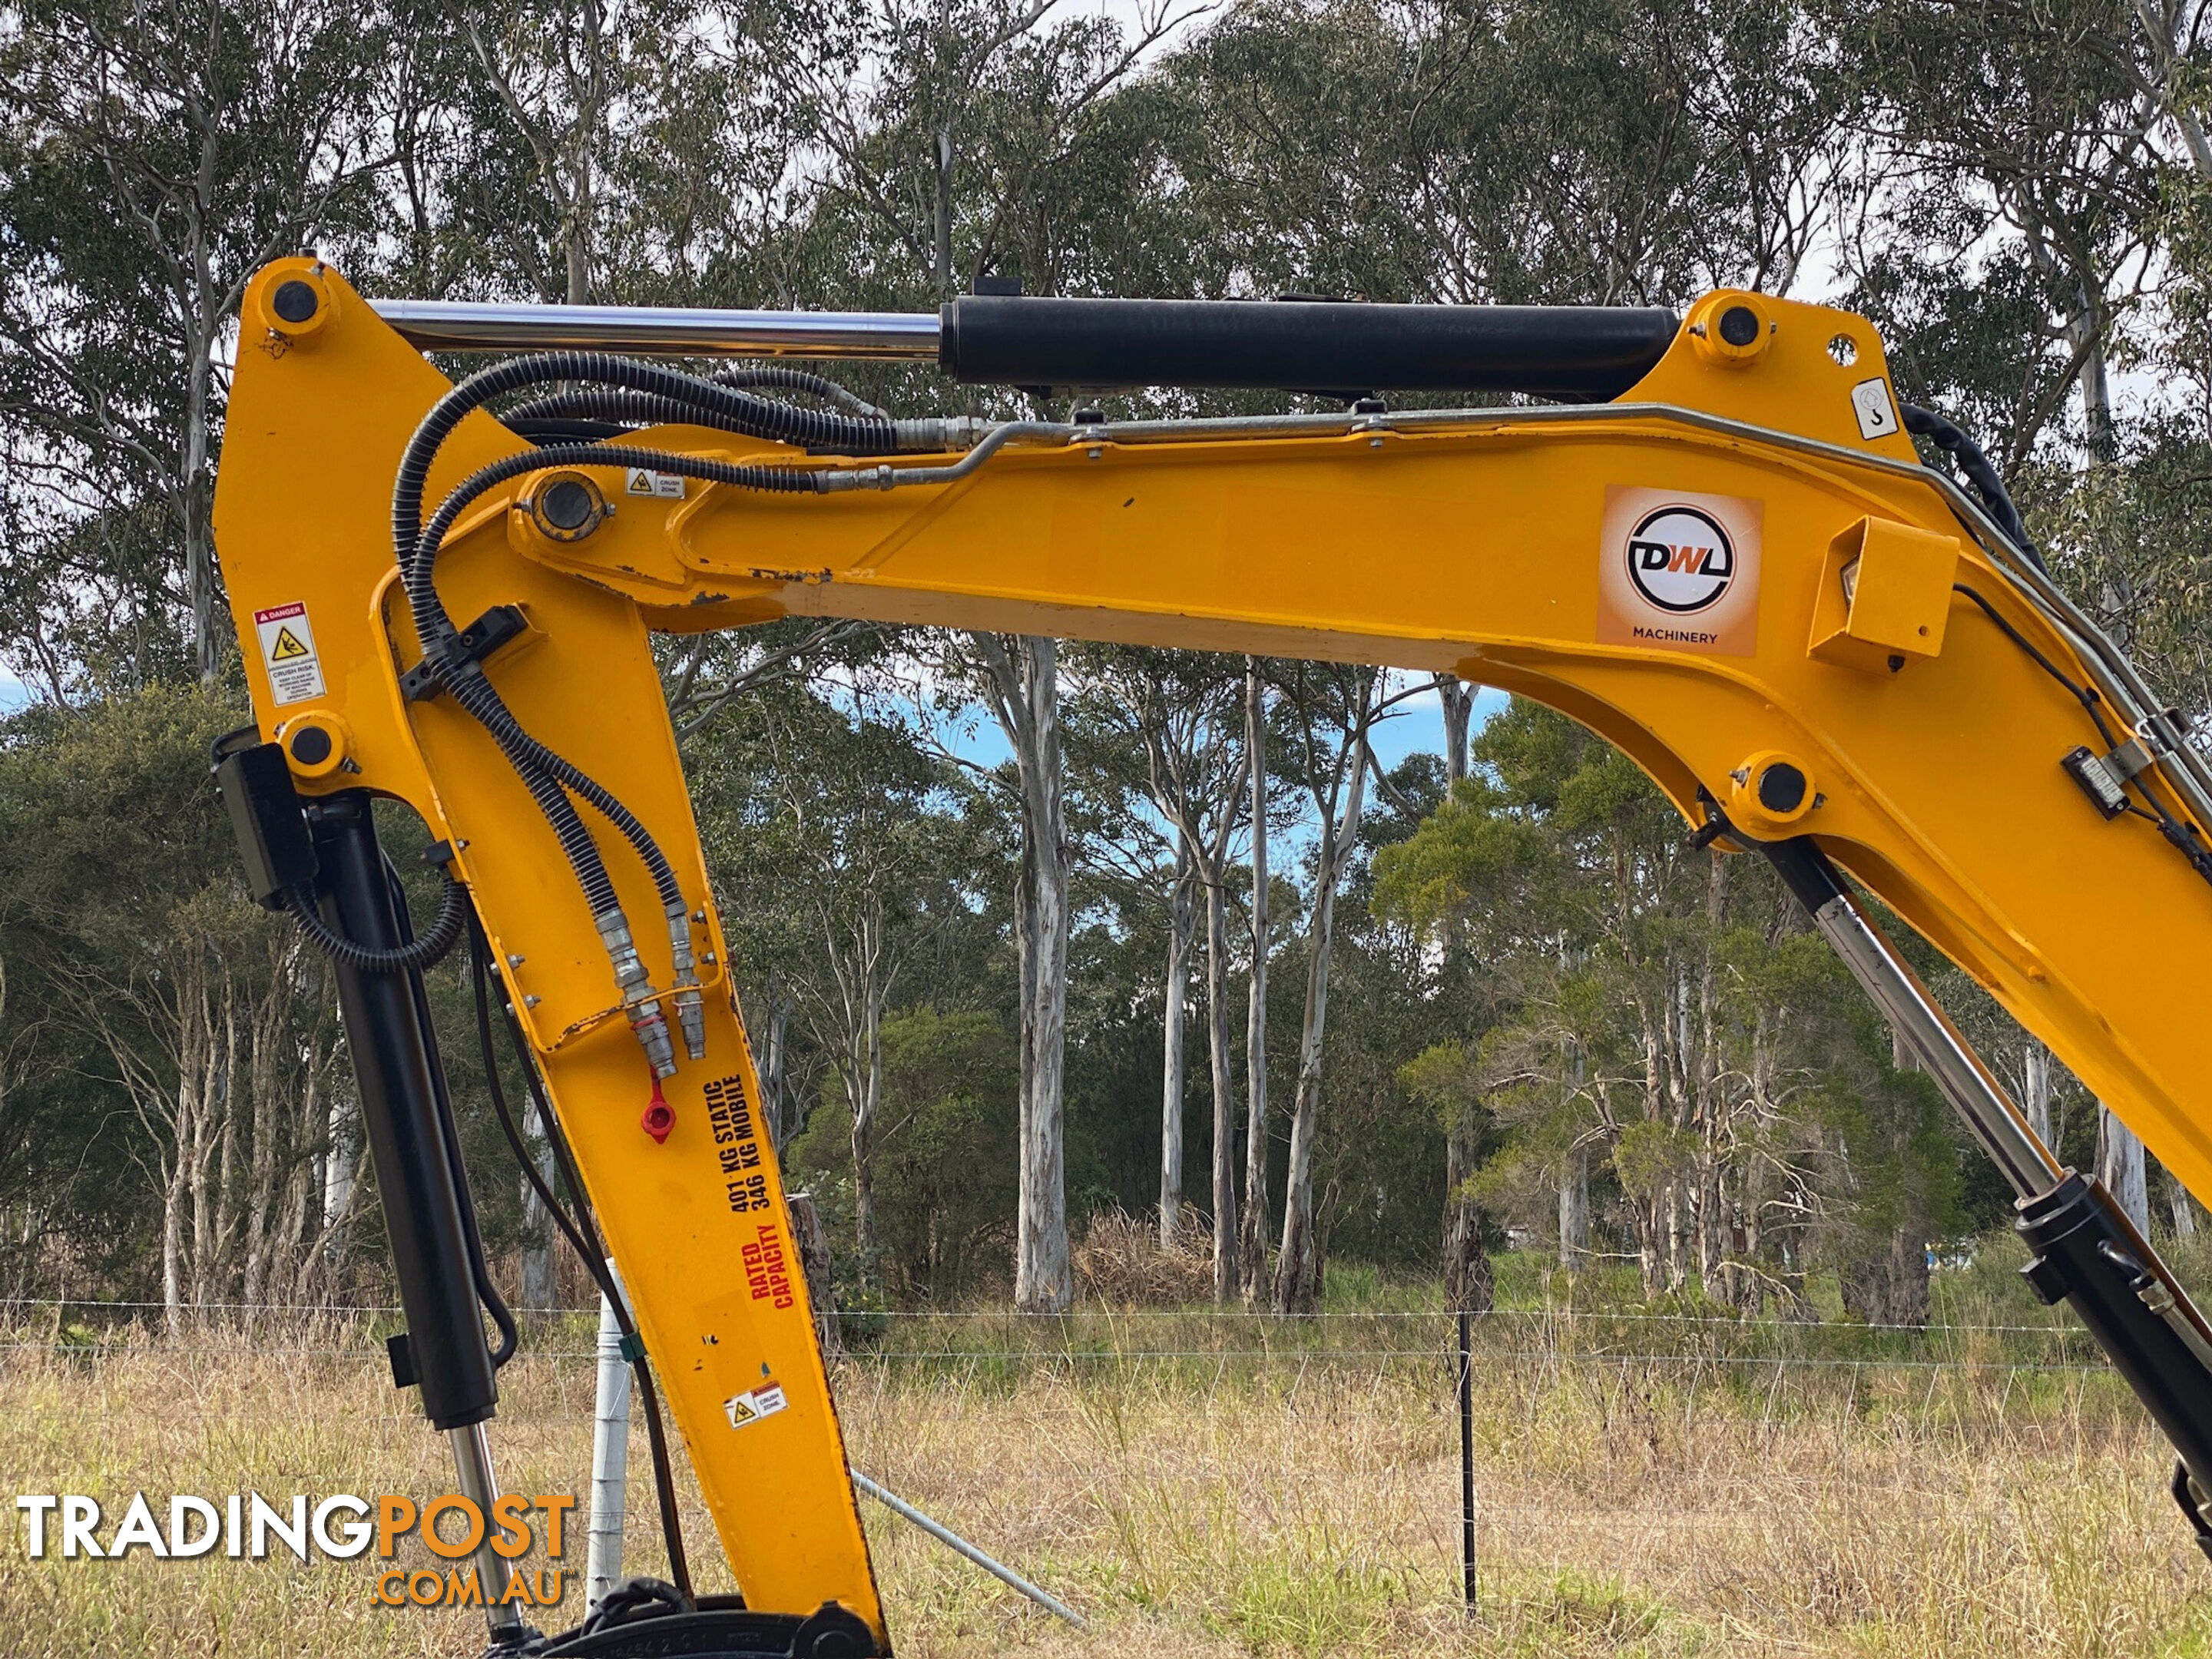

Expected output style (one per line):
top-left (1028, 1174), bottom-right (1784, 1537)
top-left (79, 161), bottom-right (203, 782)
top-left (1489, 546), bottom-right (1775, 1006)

top-left (2078, 276), bottom-right (2116, 465)
top-left (848, 945), bottom-right (885, 1288)
top-left (1841, 1227), bottom-right (1930, 1328)
top-left (1442, 1110), bottom-right (1493, 1313)
top-left (521, 1098), bottom-right (558, 1310)
top-left (1273, 734), bottom-right (1370, 1314)
top-left (762, 970), bottom-right (789, 1154)
top-left (1433, 673), bottom-right (1475, 783)
top-left (1204, 860), bottom-right (1238, 1303)
top-left (1238, 659), bottom-right (1270, 1303)
top-left (322, 1090), bottom-right (357, 1275)
top-left (974, 634), bottom-right (1072, 1313)
top-left (788, 1192), bottom-right (840, 1358)
top-left (2169, 1168), bottom-right (2198, 1242)
top-left (2020, 1040), bottom-right (2053, 1145)
top-left (1161, 830), bottom-right (1194, 1248)
top-left (2098, 1103), bottom-right (2150, 1233)
top-left (1559, 1147), bottom-right (1588, 1273)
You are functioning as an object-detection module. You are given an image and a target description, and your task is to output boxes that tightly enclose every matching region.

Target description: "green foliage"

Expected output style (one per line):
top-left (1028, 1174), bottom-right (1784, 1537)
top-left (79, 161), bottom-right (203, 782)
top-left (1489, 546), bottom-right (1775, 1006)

top-left (787, 1006), bottom-right (1018, 1300)
top-left (1, 0), bottom-right (2206, 1324)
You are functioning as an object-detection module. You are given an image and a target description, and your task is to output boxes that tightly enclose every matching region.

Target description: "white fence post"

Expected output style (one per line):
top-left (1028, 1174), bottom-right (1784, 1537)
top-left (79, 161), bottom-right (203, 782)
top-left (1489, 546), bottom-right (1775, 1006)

top-left (585, 1285), bottom-right (632, 1611)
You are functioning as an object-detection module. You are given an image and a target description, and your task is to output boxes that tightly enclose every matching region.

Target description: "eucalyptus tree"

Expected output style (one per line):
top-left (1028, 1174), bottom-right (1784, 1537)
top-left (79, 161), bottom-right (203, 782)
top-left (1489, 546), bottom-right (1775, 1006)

top-left (1270, 662), bottom-right (1389, 1312)
top-left (1074, 647), bottom-right (1250, 1284)
top-left (0, 0), bottom-right (390, 688)
top-left (692, 680), bottom-right (983, 1283)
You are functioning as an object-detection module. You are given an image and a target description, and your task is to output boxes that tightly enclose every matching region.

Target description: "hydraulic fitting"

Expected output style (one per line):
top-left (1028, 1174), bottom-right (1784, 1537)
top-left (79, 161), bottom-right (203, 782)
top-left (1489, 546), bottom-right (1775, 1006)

top-left (598, 908), bottom-right (677, 1078)
top-left (668, 903), bottom-right (707, 1063)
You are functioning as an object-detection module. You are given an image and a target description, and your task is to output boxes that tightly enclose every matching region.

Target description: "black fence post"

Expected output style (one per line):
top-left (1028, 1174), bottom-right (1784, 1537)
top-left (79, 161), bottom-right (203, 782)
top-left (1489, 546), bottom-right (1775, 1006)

top-left (1458, 1306), bottom-right (1476, 1614)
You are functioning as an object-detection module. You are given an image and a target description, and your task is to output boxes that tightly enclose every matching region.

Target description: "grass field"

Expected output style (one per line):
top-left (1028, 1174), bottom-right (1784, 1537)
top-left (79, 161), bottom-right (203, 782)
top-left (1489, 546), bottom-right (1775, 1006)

top-left (5, 1256), bottom-right (2212, 1657)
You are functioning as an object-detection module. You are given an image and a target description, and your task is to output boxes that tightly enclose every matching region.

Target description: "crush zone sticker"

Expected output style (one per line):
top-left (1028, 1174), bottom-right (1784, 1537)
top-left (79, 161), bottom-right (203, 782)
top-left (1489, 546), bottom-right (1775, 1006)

top-left (724, 1380), bottom-right (787, 1430)
top-left (1596, 486), bottom-right (1763, 658)
top-left (253, 601), bottom-right (326, 704)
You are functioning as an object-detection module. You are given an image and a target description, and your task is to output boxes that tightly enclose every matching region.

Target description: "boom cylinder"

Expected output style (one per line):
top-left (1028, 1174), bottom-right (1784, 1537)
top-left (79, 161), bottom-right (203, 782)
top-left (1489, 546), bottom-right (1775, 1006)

top-left (310, 795), bottom-right (500, 1430)
top-left (369, 291), bottom-right (1680, 397)
top-left (1767, 835), bottom-right (2212, 1553)
top-left (1763, 837), bottom-right (2061, 1198)
top-left (938, 295), bottom-right (1680, 396)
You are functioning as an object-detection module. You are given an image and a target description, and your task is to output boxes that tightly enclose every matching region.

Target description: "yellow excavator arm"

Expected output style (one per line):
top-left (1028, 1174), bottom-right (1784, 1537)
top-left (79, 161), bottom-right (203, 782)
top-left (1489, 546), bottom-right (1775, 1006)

top-left (210, 257), bottom-right (2212, 1654)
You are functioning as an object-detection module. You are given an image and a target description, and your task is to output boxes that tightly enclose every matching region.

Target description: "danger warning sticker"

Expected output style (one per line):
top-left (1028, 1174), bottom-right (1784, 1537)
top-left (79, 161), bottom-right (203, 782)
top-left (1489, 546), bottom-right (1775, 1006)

top-left (253, 602), bottom-right (325, 706)
top-left (724, 1380), bottom-right (787, 1431)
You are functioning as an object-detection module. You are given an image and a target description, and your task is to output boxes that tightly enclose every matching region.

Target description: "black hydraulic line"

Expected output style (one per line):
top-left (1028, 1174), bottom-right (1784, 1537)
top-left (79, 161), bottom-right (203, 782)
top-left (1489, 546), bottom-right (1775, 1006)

top-left (1952, 584), bottom-right (2121, 749)
top-left (502, 382), bottom-right (892, 439)
top-left (470, 924), bottom-right (695, 1603)
top-left (395, 861), bottom-right (515, 1370)
top-left (393, 353), bottom-right (896, 584)
top-left (391, 356), bottom-right (895, 940)
top-left (287, 867), bottom-right (466, 973)
top-left (712, 362), bottom-right (889, 418)
top-left (1952, 584), bottom-right (2212, 885)
top-left (937, 294), bottom-right (1680, 396)
top-left (513, 417), bottom-right (632, 446)
top-left (1901, 403), bottom-right (2044, 572)
top-left (309, 793), bottom-right (498, 1431)
top-left (473, 926), bottom-right (600, 1286)
top-left (408, 441), bottom-right (818, 922)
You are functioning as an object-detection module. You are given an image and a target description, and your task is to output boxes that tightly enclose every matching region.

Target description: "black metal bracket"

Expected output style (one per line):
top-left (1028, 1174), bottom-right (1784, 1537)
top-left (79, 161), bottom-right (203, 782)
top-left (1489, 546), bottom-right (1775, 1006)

top-left (214, 741), bottom-right (318, 909)
top-left (532, 1596), bottom-right (877, 1658)
top-left (402, 604), bottom-right (532, 703)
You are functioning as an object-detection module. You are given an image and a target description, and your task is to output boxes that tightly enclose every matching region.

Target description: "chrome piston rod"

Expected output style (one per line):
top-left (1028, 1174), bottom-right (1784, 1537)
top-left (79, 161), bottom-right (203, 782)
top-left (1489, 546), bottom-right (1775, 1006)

top-left (371, 298), bottom-right (942, 359)
top-left (447, 1421), bottom-right (526, 1644)
top-left (1765, 838), bottom-right (2063, 1201)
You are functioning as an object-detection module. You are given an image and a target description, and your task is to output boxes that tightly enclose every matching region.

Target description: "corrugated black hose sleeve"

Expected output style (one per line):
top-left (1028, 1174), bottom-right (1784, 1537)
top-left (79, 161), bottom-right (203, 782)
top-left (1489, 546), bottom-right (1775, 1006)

top-left (1901, 403), bottom-right (2045, 573)
top-left (406, 443), bottom-right (821, 918)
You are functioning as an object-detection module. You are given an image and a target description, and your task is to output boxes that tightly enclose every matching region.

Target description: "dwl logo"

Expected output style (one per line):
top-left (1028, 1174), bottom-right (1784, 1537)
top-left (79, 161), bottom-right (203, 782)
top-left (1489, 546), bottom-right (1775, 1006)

top-left (1625, 505), bottom-right (1736, 614)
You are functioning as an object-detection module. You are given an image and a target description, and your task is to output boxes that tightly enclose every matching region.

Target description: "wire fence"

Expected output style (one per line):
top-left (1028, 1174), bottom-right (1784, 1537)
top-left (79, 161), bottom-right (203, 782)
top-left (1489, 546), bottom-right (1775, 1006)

top-left (0, 1293), bottom-right (2124, 1379)
top-left (0, 1296), bottom-right (2098, 1333)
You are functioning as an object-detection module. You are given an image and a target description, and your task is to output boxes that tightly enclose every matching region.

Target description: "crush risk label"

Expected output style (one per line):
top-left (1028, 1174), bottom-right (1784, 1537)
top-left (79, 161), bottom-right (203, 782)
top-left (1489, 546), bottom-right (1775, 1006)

top-left (1596, 485), bottom-right (1763, 657)
top-left (253, 601), bottom-right (326, 704)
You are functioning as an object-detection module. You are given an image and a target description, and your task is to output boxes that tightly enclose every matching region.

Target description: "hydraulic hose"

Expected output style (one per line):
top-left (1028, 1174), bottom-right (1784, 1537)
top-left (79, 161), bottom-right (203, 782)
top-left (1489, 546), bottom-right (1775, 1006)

top-left (395, 863), bottom-right (516, 1369)
top-left (408, 441), bottom-right (821, 919)
top-left (711, 363), bottom-right (889, 418)
top-left (1901, 403), bottom-right (2043, 573)
top-left (502, 382), bottom-right (893, 439)
top-left (393, 356), bottom-right (899, 578)
top-left (287, 869), bottom-right (467, 973)
top-left (391, 356), bottom-right (899, 1076)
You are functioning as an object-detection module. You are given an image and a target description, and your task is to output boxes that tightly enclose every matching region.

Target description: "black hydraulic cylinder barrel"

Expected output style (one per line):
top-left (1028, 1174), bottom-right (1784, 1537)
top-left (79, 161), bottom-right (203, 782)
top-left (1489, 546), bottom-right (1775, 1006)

top-left (2018, 1172), bottom-right (2212, 1495)
top-left (938, 295), bottom-right (1681, 397)
top-left (311, 793), bottom-right (497, 1432)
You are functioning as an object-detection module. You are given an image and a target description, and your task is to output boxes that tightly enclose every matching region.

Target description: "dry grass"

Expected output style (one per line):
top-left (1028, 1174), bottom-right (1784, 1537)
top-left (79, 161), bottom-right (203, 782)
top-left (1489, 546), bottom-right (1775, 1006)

top-left (1071, 1212), bottom-right (1216, 1309)
top-left (2, 1316), bottom-right (2210, 1657)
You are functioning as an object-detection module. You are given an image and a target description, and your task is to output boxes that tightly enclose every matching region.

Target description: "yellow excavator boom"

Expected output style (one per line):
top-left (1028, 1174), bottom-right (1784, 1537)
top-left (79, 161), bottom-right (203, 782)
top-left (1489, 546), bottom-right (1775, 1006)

top-left (210, 257), bottom-right (2212, 1652)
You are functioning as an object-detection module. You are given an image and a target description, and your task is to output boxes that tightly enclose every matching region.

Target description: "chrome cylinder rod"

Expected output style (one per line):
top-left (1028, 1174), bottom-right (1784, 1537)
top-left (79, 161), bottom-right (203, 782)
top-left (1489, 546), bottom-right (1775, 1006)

top-left (1765, 838), bottom-right (2064, 1201)
top-left (370, 298), bottom-right (942, 359)
top-left (446, 1421), bottom-right (525, 1643)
